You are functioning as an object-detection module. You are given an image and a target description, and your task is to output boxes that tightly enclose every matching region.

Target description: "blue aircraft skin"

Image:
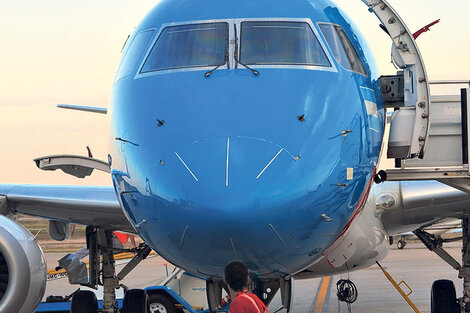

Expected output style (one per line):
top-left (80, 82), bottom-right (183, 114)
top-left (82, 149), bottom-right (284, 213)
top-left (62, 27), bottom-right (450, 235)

top-left (109, 0), bottom-right (385, 279)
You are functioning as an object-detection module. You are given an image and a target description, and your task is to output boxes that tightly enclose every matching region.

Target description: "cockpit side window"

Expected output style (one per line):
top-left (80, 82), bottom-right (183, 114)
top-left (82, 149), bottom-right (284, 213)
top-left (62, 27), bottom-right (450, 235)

top-left (141, 23), bottom-right (229, 72)
top-left (318, 23), bottom-right (367, 76)
top-left (240, 21), bottom-right (331, 67)
top-left (115, 29), bottom-right (155, 82)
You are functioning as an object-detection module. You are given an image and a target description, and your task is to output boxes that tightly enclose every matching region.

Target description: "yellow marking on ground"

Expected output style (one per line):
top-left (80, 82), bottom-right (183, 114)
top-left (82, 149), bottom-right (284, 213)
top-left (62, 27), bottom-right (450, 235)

top-left (175, 304), bottom-right (203, 310)
top-left (312, 276), bottom-right (331, 313)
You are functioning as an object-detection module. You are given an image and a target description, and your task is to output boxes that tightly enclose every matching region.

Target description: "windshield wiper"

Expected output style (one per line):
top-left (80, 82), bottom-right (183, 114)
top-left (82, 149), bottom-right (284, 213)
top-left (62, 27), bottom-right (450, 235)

top-left (234, 52), bottom-right (259, 76)
top-left (234, 24), bottom-right (259, 76)
top-left (205, 52), bottom-right (229, 77)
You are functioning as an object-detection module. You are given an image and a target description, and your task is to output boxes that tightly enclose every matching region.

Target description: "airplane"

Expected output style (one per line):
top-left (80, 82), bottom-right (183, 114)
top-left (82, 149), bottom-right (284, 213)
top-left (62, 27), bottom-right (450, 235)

top-left (0, 0), bottom-right (469, 312)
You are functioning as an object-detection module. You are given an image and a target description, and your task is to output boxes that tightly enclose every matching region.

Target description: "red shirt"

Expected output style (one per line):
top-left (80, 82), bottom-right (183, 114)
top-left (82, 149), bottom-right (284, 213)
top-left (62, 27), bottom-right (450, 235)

top-left (229, 290), bottom-right (267, 313)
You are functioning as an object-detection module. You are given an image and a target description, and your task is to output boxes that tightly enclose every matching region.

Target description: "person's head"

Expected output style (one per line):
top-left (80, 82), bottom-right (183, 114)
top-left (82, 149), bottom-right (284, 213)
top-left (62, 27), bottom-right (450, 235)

top-left (224, 260), bottom-right (249, 292)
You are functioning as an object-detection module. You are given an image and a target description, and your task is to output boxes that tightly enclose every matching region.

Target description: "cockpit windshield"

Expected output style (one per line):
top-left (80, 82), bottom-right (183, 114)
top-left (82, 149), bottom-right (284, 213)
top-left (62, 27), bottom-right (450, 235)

top-left (141, 22), bottom-right (229, 72)
top-left (240, 21), bottom-right (331, 67)
top-left (318, 23), bottom-right (367, 76)
top-left (136, 19), bottom-right (335, 76)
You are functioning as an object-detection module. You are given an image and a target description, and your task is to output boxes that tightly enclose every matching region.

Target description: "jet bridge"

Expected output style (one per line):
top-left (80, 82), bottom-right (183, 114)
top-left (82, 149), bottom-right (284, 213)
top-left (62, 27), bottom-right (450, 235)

top-left (380, 80), bottom-right (470, 313)
top-left (384, 82), bottom-right (470, 193)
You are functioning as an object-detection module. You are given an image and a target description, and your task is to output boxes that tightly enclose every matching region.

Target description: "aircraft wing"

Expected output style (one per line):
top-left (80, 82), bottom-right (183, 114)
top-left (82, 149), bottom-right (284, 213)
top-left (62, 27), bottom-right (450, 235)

top-left (0, 184), bottom-right (134, 233)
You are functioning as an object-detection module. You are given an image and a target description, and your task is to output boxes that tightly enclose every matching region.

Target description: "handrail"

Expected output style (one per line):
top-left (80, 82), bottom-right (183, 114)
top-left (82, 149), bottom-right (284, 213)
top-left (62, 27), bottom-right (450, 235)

top-left (430, 80), bottom-right (470, 86)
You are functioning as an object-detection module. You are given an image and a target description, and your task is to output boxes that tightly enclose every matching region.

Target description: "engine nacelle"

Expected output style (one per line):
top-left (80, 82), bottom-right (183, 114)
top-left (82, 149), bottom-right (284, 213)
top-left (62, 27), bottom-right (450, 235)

top-left (377, 181), bottom-right (470, 235)
top-left (0, 215), bottom-right (47, 313)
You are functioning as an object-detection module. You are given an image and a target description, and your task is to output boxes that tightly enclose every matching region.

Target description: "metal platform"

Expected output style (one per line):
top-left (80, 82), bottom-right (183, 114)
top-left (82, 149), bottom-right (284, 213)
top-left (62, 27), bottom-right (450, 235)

top-left (385, 81), bottom-right (470, 193)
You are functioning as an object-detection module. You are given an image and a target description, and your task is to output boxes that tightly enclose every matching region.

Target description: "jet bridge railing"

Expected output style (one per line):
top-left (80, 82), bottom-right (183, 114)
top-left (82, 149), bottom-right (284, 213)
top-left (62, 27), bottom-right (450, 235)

top-left (385, 82), bottom-right (470, 194)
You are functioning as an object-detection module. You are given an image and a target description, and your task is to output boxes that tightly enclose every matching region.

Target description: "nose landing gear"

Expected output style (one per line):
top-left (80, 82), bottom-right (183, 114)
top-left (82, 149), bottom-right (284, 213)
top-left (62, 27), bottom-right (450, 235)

top-left (68, 227), bottom-right (152, 313)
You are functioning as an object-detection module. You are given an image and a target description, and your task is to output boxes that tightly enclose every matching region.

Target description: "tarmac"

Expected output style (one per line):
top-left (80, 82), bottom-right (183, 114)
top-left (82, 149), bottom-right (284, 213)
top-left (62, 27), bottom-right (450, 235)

top-left (43, 241), bottom-right (463, 313)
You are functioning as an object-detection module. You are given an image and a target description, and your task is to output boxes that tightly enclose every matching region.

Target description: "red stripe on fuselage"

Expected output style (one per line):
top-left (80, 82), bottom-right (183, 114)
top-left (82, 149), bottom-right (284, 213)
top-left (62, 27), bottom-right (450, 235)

top-left (323, 167), bottom-right (377, 261)
top-left (339, 168), bottom-right (376, 238)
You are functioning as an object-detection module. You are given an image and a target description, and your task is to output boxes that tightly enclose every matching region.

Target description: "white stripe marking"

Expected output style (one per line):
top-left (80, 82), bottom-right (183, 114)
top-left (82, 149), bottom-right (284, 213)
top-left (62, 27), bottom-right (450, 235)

top-left (369, 127), bottom-right (380, 133)
top-left (365, 100), bottom-right (378, 117)
top-left (175, 152), bottom-right (199, 182)
top-left (257, 148), bottom-right (284, 179)
top-left (360, 86), bottom-right (374, 92)
top-left (226, 137), bottom-right (230, 187)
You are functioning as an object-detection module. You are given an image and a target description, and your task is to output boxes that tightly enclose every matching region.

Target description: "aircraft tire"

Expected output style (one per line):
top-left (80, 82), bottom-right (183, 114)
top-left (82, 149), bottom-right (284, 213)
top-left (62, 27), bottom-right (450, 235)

top-left (397, 240), bottom-right (406, 250)
top-left (148, 294), bottom-right (176, 313)
top-left (122, 289), bottom-right (150, 313)
top-left (431, 279), bottom-right (459, 313)
top-left (70, 290), bottom-right (98, 313)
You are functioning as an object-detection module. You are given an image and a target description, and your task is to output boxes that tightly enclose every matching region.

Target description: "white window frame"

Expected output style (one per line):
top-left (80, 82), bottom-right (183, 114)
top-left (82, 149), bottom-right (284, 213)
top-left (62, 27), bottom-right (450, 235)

top-left (134, 18), bottom-right (338, 79)
top-left (317, 21), bottom-right (368, 77)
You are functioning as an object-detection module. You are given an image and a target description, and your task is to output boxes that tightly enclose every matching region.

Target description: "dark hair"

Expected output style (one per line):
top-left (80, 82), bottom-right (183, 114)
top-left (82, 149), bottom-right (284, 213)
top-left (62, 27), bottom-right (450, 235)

top-left (224, 260), bottom-right (249, 292)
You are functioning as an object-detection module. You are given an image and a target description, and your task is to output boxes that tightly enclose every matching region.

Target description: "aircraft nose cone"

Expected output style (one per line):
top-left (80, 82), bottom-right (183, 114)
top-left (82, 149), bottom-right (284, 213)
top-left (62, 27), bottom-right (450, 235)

top-left (144, 136), bottom-right (307, 276)
top-left (133, 135), bottom-right (350, 277)
top-left (159, 136), bottom-right (299, 211)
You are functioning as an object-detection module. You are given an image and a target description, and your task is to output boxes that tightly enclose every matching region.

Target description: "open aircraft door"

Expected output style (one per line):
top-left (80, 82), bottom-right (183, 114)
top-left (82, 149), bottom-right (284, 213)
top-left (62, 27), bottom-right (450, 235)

top-left (362, 0), bottom-right (431, 159)
top-left (364, 1), bottom-right (470, 194)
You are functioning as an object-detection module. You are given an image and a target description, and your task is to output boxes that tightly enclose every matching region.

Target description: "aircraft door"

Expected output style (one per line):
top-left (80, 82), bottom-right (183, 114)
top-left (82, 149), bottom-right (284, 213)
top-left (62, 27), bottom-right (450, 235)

top-left (362, 0), bottom-right (431, 159)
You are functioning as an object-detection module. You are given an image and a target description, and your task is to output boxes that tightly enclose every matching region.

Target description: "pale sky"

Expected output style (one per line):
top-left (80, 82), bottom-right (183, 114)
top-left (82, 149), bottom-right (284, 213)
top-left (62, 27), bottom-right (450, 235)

top-left (0, 0), bottom-right (469, 186)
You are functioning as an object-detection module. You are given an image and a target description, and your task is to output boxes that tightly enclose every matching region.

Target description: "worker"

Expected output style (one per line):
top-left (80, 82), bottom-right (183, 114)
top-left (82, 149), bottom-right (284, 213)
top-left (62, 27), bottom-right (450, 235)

top-left (224, 260), bottom-right (269, 313)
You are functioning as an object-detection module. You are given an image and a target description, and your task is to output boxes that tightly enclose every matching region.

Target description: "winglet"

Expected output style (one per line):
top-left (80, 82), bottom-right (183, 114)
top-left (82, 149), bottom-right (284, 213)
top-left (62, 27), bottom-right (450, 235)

top-left (57, 104), bottom-right (107, 114)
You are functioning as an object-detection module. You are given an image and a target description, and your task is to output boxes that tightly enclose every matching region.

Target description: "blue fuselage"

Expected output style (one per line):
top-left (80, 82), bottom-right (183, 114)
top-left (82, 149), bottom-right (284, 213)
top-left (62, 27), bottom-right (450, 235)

top-left (109, 0), bottom-right (384, 278)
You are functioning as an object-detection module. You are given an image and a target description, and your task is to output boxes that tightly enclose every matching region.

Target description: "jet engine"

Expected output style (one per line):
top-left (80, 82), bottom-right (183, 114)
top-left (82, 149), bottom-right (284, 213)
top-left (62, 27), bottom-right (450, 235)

top-left (0, 215), bottom-right (47, 313)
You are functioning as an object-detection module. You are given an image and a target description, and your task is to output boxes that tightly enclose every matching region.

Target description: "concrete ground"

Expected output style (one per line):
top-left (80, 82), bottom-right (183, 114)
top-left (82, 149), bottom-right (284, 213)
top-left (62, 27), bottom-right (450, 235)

top-left (43, 242), bottom-right (463, 313)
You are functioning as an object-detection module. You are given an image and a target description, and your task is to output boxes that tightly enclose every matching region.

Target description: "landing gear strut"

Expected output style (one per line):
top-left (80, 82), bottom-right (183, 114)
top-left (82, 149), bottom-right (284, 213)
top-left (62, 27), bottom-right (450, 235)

top-left (69, 227), bottom-right (152, 313)
top-left (413, 218), bottom-right (467, 313)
